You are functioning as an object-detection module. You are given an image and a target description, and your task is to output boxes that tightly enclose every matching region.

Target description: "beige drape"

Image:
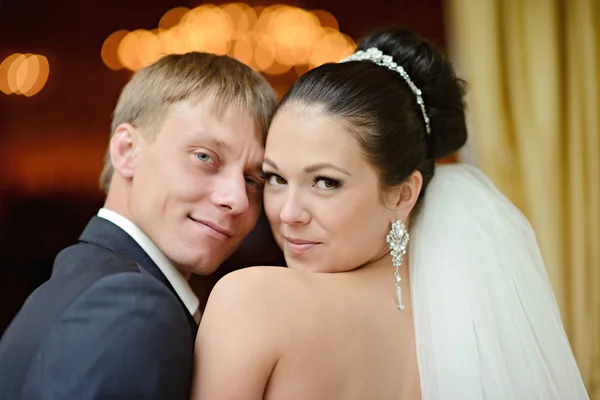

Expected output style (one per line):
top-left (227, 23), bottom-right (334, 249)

top-left (445, 0), bottom-right (599, 396)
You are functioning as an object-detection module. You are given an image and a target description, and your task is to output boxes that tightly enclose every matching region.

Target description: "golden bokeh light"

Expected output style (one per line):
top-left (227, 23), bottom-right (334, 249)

top-left (159, 6), bottom-right (190, 31)
top-left (0, 53), bottom-right (50, 96)
top-left (103, 4), bottom-right (355, 76)
top-left (137, 30), bottom-right (165, 67)
top-left (7, 54), bottom-right (28, 94)
top-left (102, 30), bottom-right (129, 70)
top-left (309, 30), bottom-right (356, 68)
top-left (16, 55), bottom-right (40, 95)
top-left (178, 5), bottom-right (235, 55)
top-left (23, 55), bottom-right (49, 97)
top-left (0, 54), bottom-right (23, 94)
top-left (264, 60), bottom-right (292, 76)
top-left (158, 25), bottom-right (189, 55)
top-left (231, 37), bottom-right (254, 66)
top-left (254, 36), bottom-right (276, 72)
top-left (270, 7), bottom-right (320, 66)
top-left (253, 4), bottom-right (286, 37)
top-left (222, 3), bottom-right (257, 38)
top-left (117, 29), bottom-right (147, 71)
top-left (312, 9), bottom-right (339, 30)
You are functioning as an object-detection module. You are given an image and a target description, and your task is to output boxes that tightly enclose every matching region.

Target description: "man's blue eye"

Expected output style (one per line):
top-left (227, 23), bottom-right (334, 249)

top-left (197, 153), bottom-right (213, 163)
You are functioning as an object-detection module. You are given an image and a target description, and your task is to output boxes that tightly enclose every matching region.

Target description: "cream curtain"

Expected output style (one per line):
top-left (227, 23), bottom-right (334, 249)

top-left (445, 0), bottom-right (599, 396)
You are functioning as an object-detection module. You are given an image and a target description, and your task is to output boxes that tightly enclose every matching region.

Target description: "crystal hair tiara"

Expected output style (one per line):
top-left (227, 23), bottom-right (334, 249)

top-left (340, 47), bottom-right (431, 135)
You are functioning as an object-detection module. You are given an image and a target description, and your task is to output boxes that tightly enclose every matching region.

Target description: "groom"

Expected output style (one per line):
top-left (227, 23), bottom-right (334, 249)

top-left (0, 52), bottom-right (277, 399)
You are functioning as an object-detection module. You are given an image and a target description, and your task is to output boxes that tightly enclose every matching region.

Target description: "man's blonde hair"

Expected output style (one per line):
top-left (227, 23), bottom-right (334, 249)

top-left (99, 52), bottom-right (278, 193)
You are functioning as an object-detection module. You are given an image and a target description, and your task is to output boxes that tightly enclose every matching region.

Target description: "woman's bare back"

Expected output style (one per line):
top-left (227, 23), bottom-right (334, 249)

top-left (259, 265), bottom-right (421, 400)
top-left (193, 263), bottom-right (421, 400)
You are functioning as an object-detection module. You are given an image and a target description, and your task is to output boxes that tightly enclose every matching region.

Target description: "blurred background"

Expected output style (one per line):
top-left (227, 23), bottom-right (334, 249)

top-left (0, 0), bottom-right (598, 396)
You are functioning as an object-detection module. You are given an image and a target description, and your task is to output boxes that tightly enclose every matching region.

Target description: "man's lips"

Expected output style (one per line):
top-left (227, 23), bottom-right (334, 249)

top-left (189, 217), bottom-right (233, 238)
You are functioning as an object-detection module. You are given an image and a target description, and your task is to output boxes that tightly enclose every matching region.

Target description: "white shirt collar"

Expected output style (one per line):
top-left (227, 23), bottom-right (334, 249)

top-left (97, 208), bottom-right (200, 324)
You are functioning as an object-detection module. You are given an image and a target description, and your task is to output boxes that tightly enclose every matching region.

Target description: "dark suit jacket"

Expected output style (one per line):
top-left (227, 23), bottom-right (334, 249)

top-left (0, 216), bottom-right (197, 400)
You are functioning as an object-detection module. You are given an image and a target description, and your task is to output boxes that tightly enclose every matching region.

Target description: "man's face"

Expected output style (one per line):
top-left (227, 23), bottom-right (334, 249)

top-left (129, 97), bottom-right (265, 276)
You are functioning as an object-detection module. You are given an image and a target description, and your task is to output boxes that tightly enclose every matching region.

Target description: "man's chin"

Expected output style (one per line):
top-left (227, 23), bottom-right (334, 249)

top-left (189, 265), bottom-right (219, 277)
top-left (170, 240), bottom-right (238, 276)
top-left (182, 255), bottom-right (224, 277)
top-left (172, 261), bottom-right (211, 278)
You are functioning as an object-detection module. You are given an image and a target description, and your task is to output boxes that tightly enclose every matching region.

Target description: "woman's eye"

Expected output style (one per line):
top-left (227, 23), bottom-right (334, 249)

top-left (264, 173), bottom-right (287, 186)
top-left (196, 152), bottom-right (214, 163)
top-left (314, 177), bottom-right (340, 190)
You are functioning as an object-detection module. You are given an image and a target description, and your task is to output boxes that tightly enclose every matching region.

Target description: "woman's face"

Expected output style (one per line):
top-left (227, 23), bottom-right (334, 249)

top-left (263, 104), bottom-right (396, 272)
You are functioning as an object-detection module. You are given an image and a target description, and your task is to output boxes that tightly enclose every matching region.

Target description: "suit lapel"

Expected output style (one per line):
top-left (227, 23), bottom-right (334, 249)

top-left (79, 216), bottom-right (199, 334)
top-left (79, 217), bottom-right (175, 300)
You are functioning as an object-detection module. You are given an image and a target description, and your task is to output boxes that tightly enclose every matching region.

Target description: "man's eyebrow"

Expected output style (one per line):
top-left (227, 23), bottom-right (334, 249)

top-left (212, 138), bottom-right (231, 151)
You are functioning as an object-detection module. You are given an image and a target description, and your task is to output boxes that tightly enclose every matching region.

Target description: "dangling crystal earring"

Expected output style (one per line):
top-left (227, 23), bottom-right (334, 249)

top-left (386, 220), bottom-right (410, 310)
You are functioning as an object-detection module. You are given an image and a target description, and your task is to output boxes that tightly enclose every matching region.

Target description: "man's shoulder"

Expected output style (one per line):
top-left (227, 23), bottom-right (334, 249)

top-left (0, 243), bottom-right (191, 399)
top-left (15, 273), bottom-right (193, 400)
top-left (52, 241), bottom-right (139, 276)
top-left (22, 241), bottom-right (183, 333)
top-left (59, 271), bottom-right (191, 338)
top-left (1, 243), bottom-right (169, 351)
top-left (8, 242), bottom-right (140, 323)
top-left (22, 241), bottom-right (145, 317)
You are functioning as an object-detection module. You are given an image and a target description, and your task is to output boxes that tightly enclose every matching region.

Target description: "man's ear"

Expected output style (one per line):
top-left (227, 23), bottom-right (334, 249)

top-left (388, 170), bottom-right (423, 223)
top-left (109, 123), bottom-right (141, 179)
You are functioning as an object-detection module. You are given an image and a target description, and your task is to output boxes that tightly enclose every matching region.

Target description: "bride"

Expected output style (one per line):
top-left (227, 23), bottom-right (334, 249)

top-left (191, 28), bottom-right (589, 399)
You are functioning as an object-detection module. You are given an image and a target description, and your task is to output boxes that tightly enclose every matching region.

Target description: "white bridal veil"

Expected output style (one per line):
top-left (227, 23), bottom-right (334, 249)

top-left (410, 164), bottom-right (589, 399)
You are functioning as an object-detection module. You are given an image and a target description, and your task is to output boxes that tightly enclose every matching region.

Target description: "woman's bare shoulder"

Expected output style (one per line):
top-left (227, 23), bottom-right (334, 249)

top-left (194, 267), bottom-right (304, 399)
top-left (205, 266), bottom-right (334, 326)
top-left (207, 266), bottom-right (314, 308)
top-left (199, 267), bottom-right (318, 349)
